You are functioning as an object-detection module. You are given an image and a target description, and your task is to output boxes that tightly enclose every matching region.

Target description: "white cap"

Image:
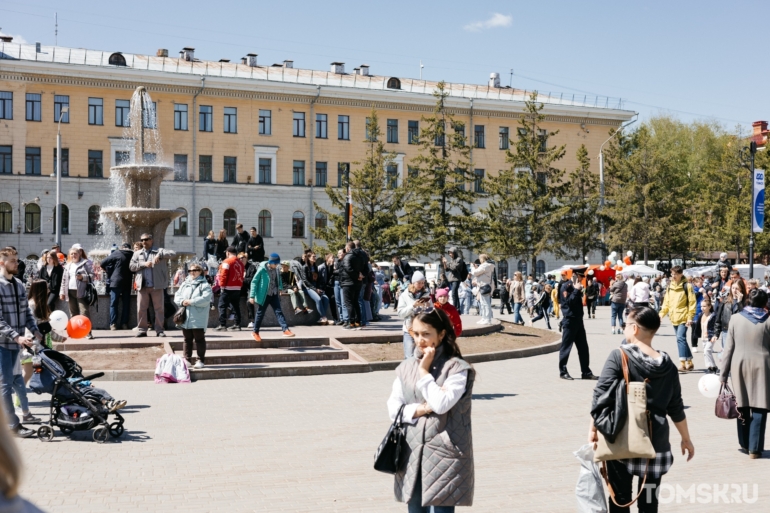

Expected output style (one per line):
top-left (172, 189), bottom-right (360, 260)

top-left (720, 252), bottom-right (728, 259)
top-left (411, 271), bottom-right (425, 283)
top-left (72, 243), bottom-right (83, 250)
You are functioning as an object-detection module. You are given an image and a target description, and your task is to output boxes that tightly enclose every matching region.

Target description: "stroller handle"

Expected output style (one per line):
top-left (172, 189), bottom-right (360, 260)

top-left (72, 372), bottom-right (104, 384)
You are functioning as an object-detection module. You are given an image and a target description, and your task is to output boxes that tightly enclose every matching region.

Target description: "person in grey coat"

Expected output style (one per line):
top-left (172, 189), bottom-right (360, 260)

top-left (174, 263), bottom-right (213, 369)
top-left (609, 276), bottom-right (628, 334)
top-left (129, 233), bottom-right (176, 337)
top-left (720, 288), bottom-right (770, 459)
top-left (442, 247), bottom-right (465, 309)
top-left (387, 299), bottom-right (474, 511)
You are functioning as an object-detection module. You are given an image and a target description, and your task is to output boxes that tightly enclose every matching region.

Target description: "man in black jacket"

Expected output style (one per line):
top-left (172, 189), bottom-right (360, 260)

top-left (392, 256), bottom-right (413, 283)
top-left (442, 247), bottom-right (466, 308)
top-left (247, 227), bottom-right (265, 263)
top-left (341, 241), bottom-right (364, 329)
top-left (100, 242), bottom-right (134, 330)
top-left (558, 278), bottom-right (597, 380)
top-left (232, 224), bottom-right (250, 254)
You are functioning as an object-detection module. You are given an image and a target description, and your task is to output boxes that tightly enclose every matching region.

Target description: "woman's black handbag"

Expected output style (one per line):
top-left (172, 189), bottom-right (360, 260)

top-left (374, 404), bottom-right (408, 474)
top-left (479, 284), bottom-right (492, 295)
top-left (173, 306), bottom-right (187, 325)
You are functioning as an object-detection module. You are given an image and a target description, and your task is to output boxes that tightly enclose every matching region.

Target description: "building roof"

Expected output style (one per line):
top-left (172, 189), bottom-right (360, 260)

top-left (0, 41), bottom-right (634, 120)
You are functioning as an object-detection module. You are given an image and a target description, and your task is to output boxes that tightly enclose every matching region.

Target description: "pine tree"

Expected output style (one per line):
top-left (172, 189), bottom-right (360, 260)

top-left (311, 108), bottom-right (405, 260)
top-left (561, 144), bottom-right (603, 263)
top-left (481, 91), bottom-right (569, 272)
top-left (397, 82), bottom-right (478, 258)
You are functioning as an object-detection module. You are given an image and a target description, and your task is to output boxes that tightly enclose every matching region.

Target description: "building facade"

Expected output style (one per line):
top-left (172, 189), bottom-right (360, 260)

top-left (0, 41), bottom-right (634, 276)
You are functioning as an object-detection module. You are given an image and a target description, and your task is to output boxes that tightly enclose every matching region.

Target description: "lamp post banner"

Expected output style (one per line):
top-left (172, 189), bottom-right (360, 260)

top-left (754, 168), bottom-right (765, 233)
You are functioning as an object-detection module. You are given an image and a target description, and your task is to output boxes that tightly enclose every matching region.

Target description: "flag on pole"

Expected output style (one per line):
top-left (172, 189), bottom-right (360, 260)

top-left (754, 168), bottom-right (765, 233)
top-left (345, 184), bottom-right (353, 241)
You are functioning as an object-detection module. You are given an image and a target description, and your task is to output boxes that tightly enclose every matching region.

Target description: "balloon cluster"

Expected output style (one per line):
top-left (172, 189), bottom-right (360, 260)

top-left (49, 311), bottom-right (92, 340)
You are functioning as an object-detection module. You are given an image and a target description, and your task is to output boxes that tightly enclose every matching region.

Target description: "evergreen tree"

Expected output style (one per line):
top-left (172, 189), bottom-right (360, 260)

top-left (481, 91), bottom-right (570, 272)
top-left (311, 108), bottom-right (405, 260)
top-left (561, 144), bottom-right (603, 263)
top-left (397, 82), bottom-right (478, 258)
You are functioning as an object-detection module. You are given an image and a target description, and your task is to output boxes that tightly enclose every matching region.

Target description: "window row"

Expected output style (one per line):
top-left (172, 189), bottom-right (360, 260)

top-left (0, 146), bottom-right (100, 177)
top-left (0, 202), bottom-right (72, 235)
top-left (195, 208), bottom-right (326, 239)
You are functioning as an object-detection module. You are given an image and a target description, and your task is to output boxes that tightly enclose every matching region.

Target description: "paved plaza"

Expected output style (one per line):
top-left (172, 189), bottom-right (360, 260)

top-left (15, 305), bottom-right (769, 512)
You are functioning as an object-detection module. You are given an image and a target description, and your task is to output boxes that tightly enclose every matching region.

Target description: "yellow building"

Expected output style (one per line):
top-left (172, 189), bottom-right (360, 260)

top-left (0, 41), bottom-right (634, 274)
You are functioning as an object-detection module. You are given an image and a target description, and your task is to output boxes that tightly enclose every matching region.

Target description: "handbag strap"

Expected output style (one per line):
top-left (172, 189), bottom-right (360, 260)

top-left (619, 348), bottom-right (630, 394)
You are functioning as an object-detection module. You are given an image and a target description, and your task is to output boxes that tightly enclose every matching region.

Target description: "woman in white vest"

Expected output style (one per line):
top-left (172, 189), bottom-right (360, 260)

top-left (387, 298), bottom-right (474, 512)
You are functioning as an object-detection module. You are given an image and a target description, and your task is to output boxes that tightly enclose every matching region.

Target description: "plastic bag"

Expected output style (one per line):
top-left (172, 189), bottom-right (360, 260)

top-left (574, 443), bottom-right (607, 513)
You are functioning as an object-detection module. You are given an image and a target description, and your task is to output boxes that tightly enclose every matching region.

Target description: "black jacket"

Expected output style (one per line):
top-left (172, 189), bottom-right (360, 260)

top-left (340, 251), bottom-right (366, 287)
top-left (318, 263), bottom-right (331, 291)
top-left (592, 347), bottom-right (686, 453)
top-left (242, 262), bottom-right (257, 292)
top-left (17, 260), bottom-right (26, 283)
top-left (203, 237), bottom-right (217, 259)
top-left (444, 255), bottom-right (465, 283)
top-left (215, 239), bottom-right (229, 261)
top-left (38, 264), bottom-right (63, 297)
top-left (585, 283), bottom-right (600, 300)
top-left (714, 300), bottom-right (743, 334)
top-left (393, 261), bottom-right (413, 282)
top-left (247, 235), bottom-right (265, 262)
top-left (559, 281), bottom-right (584, 320)
top-left (100, 249), bottom-right (134, 290)
top-left (232, 231), bottom-right (249, 254)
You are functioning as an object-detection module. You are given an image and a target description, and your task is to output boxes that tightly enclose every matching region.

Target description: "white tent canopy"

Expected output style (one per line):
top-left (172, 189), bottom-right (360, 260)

top-left (732, 264), bottom-right (770, 277)
top-left (618, 264), bottom-right (664, 278)
top-left (682, 265), bottom-right (717, 278)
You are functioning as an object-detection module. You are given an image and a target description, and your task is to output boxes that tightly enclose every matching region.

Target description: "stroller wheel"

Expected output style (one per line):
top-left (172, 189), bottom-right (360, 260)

top-left (109, 422), bottom-right (124, 438)
top-left (37, 425), bottom-right (54, 442)
top-left (93, 426), bottom-right (109, 444)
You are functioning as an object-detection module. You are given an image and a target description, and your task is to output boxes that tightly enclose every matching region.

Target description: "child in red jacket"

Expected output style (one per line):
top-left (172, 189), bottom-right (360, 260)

top-left (435, 288), bottom-right (463, 337)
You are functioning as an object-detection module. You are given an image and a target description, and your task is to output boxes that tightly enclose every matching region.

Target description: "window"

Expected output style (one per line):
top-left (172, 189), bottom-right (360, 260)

top-left (454, 169), bottom-right (465, 191)
top-left (316, 114), bottom-right (327, 139)
top-left (88, 150), bottom-right (103, 178)
top-left (386, 164), bottom-right (398, 189)
top-left (474, 169), bottom-right (485, 193)
top-left (0, 92), bottom-right (12, 120)
top-left (173, 208), bottom-right (188, 236)
top-left (258, 158), bottom-right (272, 184)
top-left (54, 95), bottom-right (69, 123)
top-left (53, 148), bottom-right (69, 176)
top-left (338, 115), bottom-right (349, 140)
top-left (517, 127), bottom-right (527, 137)
top-left (293, 160), bottom-right (305, 186)
top-left (223, 156), bottom-right (237, 183)
top-left (25, 147), bottom-right (41, 175)
top-left (258, 210), bottom-right (272, 238)
top-left (0, 146), bottom-right (11, 174)
top-left (223, 209), bottom-right (237, 237)
top-left (497, 260), bottom-right (509, 281)
top-left (408, 166), bottom-right (418, 181)
top-left (198, 208), bottom-right (212, 236)
top-left (142, 102), bottom-right (157, 129)
top-left (292, 211), bottom-right (305, 238)
top-left (88, 98), bottom-right (103, 125)
top-left (499, 127), bottom-right (509, 150)
top-left (115, 99), bottom-right (130, 127)
top-left (199, 155), bottom-right (212, 182)
top-left (338, 162), bottom-right (349, 187)
top-left (538, 129), bottom-right (548, 152)
top-left (116, 151), bottom-right (130, 166)
top-left (174, 154), bottom-right (188, 181)
top-left (434, 123), bottom-right (445, 147)
top-left (24, 204), bottom-right (41, 234)
top-left (87, 206), bottom-right (102, 235)
top-left (293, 112), bottom-right (305, 137)
top-left (108, 52), bottom-right (127, 66)
top-left (474, 125), bottom-right (485, 148)
top-left (26, 94), bottom-right (41, 121)
top-left (408, 120), bottom-right (419, 144)
top-left (365, 117), bottom-right (377, 142)
top-left (536, 171), bottom-right (547, 196)
top-left (0, 202), bottom-right (11, 233)
top-left (224, 107), bottom-right (237, 133)
top-left (387, 119), bottom-right (398, 143)
top-left (315, 212), bottom-right (327, 230)
top-left (536, 260), bottom-right (546, 278)
top-left (387, 77), bottom-right (401, 89)
top-left (259, 109), bottom-right (271, 135)
top-left (52, 205), bottom-right (70, 235)
top-left (315, 162), bottom-right (327, 187)
top-left (454, 122), bottom-right (465, 139)
top-left (174, 104), bottom-right (188, 130)
top-left (517, 259), bottom-right (528, 276)
top-left (199, 106), bottom-right (212, 132)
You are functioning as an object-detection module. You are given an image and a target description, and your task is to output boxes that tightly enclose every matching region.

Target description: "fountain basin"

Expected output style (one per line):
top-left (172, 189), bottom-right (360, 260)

top-left (102, 207), bottom-right (184, 248)
top-left (110, 164), bottom-right (175, 210)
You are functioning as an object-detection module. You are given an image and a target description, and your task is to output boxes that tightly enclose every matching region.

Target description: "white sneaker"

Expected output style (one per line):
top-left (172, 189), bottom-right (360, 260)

top-left (193, 361), bottom-right (205, 369)
top-left (611, 328), bottom-right (616, 334)
top-left (247, 322), bottom-right (254, 328)
top-left (692, 347), bottom-right (699, 353)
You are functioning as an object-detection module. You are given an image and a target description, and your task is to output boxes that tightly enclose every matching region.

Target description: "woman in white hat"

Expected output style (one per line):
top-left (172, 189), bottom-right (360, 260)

top-left (397, 270), bottom-right (430, 359)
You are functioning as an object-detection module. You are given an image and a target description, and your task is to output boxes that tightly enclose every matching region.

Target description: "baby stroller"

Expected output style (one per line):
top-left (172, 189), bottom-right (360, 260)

top-left (29, 348), bottom-right (125, 443)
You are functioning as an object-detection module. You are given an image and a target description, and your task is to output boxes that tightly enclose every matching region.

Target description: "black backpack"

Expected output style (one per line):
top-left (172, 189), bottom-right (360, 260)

top-left (84, 282), bottom-right (99, 310)
top-left (458, 261), bottom-right (469, 282)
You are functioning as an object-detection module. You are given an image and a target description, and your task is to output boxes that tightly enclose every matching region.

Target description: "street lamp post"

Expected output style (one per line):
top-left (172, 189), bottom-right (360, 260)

top-left (55, 106), bottom-right (69, 247)
top-left (741, 141), bottom-right (759, 278)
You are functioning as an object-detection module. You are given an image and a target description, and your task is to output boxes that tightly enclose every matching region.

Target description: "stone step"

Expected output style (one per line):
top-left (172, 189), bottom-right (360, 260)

top-left (169, 336), bottom-right (329, 351)
top-left (193, 347), bottom-right (348, 365)
top-left (189, 359), bottom-right (367, 380)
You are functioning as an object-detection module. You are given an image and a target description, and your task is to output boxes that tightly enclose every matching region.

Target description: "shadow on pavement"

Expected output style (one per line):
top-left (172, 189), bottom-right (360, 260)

top-left (472, 393), bottom-right (518, 401)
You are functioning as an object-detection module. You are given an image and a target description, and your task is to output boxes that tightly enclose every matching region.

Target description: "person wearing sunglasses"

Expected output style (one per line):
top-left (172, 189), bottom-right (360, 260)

top-left (129, 233), bottom-right (176, 338)
top-left (174, 264), bottom-right (213, 369)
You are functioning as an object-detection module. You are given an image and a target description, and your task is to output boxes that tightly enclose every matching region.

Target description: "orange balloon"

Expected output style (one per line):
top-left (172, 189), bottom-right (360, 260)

top-left (604, 260), bottom-right (612, 268)
top-left (623, 256), bottom-right (632, 265)
top-left (66, 315), bottom-right (92, 339)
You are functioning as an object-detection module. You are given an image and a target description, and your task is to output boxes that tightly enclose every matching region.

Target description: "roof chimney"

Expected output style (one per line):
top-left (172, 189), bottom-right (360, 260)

top-left (181, 47), bottom-right (195, 61)
top-left (246, 53), bottom-right (257, 67)
top-left (0, 36), bottom-right (13, 43)
top-left (240, 57), bottom-right (247, 65)
top-left (283, 60), bottom-right (293, 68)
top-left (330, 62), bottom-right (345, 74)
top-left (489, 72), bottom-right (501, 88)
top-left (157, 48), bottom-right (168, 57)
top-left (219, 59), bottom-right (230, 63)
top-left (360, 64), bottom-right (370, 76)
top-left (754, 121), bottom-right (768, 136)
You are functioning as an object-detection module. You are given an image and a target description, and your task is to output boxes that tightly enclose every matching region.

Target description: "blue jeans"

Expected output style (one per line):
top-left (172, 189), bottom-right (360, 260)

top-left (334, 281), bottom-right (348, 322)
top-left (371, 285), bottom-right (381, 318)
top-left (109, 286), bottom-right (131, 327)
top-left (12, 372), bottom-right (28, 413)
top-left (738, 407), bottom-right (768, 454)
top-left (448, 281), bottom-right (460, 308)
top-left (512, 302), bottom-right (524, 324)
top-left (358, 285), bottom-right (371, 325)
top-left (304, 287), bottom-right (330, 318)
top-left (407, 474), bottom-right (455, 513)
top-left (674, 324), bottom-right (693, 361)
top-left (610, 302), bottom-right (625, 327)
top-left (0, 346), bottom-right (20, 428)
top-left (403, 331), bottom-right (415, 359)
top-left (253, 294), bottom-right (288, 333)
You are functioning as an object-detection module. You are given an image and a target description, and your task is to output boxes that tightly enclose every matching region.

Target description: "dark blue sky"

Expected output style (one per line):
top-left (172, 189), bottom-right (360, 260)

top-left (2, 0), bottom-right (765, 131)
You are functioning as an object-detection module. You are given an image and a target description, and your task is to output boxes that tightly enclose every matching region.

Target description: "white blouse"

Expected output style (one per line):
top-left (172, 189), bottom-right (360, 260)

top-left (387, 370), bottom-right (468, 424)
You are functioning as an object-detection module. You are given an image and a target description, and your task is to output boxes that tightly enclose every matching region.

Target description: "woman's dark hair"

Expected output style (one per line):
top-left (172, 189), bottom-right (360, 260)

top-left (749, 288), bottom-right (768, 308)
top-left (45, 251), bottom-right (60, 267)
top-left (626, 305), bottom-right (660, 332)
top-left (28, 280), bottom-right (50, 321)
top-left (413, 307), bottom-right (463, 359)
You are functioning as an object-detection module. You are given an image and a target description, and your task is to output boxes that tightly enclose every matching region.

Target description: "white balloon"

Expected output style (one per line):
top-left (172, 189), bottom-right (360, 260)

top-left (49, 310), bottom-right (69, 331)
top-left (627, 250), bottom-right (633, 257)
top-left (599, 265), bottom-right (606, 271)
top-left (698, 374), bottom-right (722, 398)
top-left (609, 251), bottom-right (617, 259)
top-left (616, 260), bottom-right (623, 266)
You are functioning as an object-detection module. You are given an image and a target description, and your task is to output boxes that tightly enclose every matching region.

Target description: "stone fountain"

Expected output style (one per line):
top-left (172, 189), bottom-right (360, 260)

top-left (102, 87), bottom-right (184, 248)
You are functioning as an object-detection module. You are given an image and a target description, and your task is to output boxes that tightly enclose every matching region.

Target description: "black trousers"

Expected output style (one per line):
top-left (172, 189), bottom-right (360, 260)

top-left (342, 283), bottom-right (362, 324)
top-left (182, 329), bottom-right (206, 363)
top-left (499, 297), bottom-right (512, 314)
top-left (606, 460), bottom-right (662, 513)
top-left (559, 319), bottom-right (591, 375)
top-left (690, 319), bottom-right (702, 348)
top-left (586, 297), bottom-right (597, 317)
top-left (218, 289), bottom-right (241, 326)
